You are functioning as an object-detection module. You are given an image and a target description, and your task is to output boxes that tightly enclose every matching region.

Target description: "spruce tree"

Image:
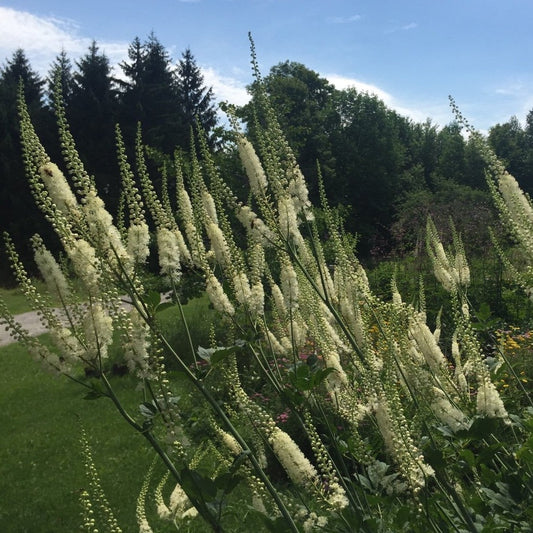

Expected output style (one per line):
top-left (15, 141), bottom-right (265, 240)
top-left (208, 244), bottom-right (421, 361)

top-left (46, 49), bottom-right (75, 109)
top-left (70, 41), bottom-right (120, 210)
top-left (175, 48), bottom-right (217, 145)
top-left (118, 33), bottom-right (183, 152)
top-left (0, 50), bottom-right (49, 280)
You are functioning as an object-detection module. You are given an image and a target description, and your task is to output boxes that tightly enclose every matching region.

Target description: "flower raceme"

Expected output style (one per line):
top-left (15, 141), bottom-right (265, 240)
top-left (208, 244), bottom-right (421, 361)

top-left (3, 87), bottom-right (527, 532)
top-left (127, 222), bottom-right (150, 265)
top-left (426, 217), bottom-right (470, 292)
top-left (237, 135), bottom-right (268, 196)
top-left (268, 427), bottom-right (319, 487)
top-left (32, 236), bottom-right (70, 302)
top-left (39, 162), bottom-right (79, 215)
top-left (157, 227), bottom-right (181, 281)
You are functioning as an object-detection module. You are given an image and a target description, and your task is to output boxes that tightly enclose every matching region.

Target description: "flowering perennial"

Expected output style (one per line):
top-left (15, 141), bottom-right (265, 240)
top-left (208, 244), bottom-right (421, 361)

top-left (1, 73), bottom-right (527, 533)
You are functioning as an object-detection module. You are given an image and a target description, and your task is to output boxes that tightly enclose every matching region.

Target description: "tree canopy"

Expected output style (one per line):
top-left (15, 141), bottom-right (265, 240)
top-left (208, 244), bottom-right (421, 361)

top-left (1, 41), bottom-right (533, 281)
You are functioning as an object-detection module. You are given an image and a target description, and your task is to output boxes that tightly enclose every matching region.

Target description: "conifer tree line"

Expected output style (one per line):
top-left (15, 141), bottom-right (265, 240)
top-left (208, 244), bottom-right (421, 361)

top-left (1, 34), bottom-right (533, 281)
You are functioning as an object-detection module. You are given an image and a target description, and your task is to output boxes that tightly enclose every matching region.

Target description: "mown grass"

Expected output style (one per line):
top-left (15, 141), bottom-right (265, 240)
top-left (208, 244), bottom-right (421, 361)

top-left (0, 336), bottom-right (158, 532)
top-left (0, 289), bottom-right (249, 532)
top-left (0, 280), bottom-right (86, 315)
top-left (0, 285), bottom-right (42, 315)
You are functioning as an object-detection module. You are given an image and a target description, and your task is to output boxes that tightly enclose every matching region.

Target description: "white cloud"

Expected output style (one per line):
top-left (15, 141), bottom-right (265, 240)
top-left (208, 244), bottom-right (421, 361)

top-left (326, 73), bottom-right (451, 125)
top-left (201, 66), bottom-right (251, 107)
top-left (326, 74), bottom-right (392, 102)
top-left (0, 6), bottom-right (128, 76)
top-left (492, 80), bottom-right (533, 126)
top-left (327, 15), bottom-right (361, 24)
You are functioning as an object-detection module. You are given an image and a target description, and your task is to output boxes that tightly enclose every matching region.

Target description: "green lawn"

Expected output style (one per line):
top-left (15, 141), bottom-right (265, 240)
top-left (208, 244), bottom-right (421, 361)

top-left (0, 285), bottom-right (40, 315)
top-left (0, 337), bottom-right (161, 532)
top-left (0, 290), bottom-right (229, 532)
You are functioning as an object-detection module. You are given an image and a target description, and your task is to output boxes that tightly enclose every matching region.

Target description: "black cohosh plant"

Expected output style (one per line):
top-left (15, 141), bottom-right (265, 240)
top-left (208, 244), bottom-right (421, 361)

top-left (1, 47), bottom-right (532, 532)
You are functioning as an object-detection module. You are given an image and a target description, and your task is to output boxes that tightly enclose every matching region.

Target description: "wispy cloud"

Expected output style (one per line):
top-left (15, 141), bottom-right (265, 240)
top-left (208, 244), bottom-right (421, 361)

top-left (326, 15), bottom-right (361, 24)
top-left (492, 79), bottom-right (533, 125)
top-left (0, 6), bottom-right (128, 76)
top-left (385, 21), bottom-right (418, 34)
top-left (495, 82), bottom-right (526, 96)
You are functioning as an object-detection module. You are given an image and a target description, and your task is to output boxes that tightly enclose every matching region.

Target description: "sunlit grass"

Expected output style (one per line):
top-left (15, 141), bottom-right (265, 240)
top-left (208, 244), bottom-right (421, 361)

top-left (0, 336), bottom-right (158, 532)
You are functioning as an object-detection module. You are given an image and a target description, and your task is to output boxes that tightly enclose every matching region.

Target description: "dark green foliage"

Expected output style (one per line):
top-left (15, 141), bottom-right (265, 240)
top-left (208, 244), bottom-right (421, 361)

top-left (0, 50), bottom-right (52, 282)
top-left (46, 49), bottom-right (75, 109)
top-left (489, 115), bottom-right (532, 194)
top-left (391, 181), bottom-right (500, 257)
top-left (176, 48), bottom-right (218, 147)
top-left (2, 43), bottom-right (533, 271)
top-left (331, 89), bottom-right (413, 254)
top-left (69, 41), bottom-right (121, 211)
top-left (118, 33), bottom-right (184, 153)
top-left (435, 122), bottom-right (467, 184)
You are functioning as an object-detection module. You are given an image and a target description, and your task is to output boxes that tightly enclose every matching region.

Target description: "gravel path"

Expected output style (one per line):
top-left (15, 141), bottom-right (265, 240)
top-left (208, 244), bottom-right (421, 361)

top-left (0, 294), bottom-right (170, 347)
top-left (0, 309), bottom-right (50, 346)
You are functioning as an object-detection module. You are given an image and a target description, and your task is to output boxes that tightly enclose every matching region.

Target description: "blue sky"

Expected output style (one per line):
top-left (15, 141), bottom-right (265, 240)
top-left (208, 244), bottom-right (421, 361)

top-left (1, 0), bottom-right (532, 131)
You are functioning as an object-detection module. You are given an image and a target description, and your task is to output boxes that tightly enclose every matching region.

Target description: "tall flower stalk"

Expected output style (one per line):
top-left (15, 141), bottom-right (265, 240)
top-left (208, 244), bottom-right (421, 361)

top-left (1, 66), bottom-right (531, 533)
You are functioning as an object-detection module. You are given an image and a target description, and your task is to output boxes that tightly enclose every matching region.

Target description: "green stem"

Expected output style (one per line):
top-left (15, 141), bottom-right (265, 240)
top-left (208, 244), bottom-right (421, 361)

top-left (171, 278), bottom-right (198, 367)
top-left (99, 373), bottom-right (224, 532)
top-left (159, 335), bottom-right (300, 532)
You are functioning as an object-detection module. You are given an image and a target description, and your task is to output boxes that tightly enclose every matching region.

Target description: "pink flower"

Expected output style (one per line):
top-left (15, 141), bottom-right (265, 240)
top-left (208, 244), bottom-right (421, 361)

top-left (277, 409), bottom-right (291, 424)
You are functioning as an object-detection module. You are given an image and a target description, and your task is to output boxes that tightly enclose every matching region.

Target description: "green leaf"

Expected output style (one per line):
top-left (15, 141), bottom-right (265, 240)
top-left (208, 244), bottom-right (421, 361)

top-left (516, 433), bottom-right (533, 465)
top-left (83, 380), bottom-right (106, 400)
top-left (197, 346), bottom-right (215, 362)
top-left (459, 448), bottom-right (477, 468)
top-left (456, 416), bottom-right (503, 439)
top-left (139, 401), bottom-right (158, 418)
top-left (210, 346), bottom-right (237, 365)
top-left (180, 467), bottom-right (218, 501)
top-left (197, 343), bottom-right (243, 366)
top-left (312, 367), bottom-right (335, 387)
top-left (477, 302), bottom-right (492, 321)
top-left (424, 446), bottom-right (446, 470)
top-left (214, 472), bottom-right (241, 494)
top-left (145, 290), bottom-right (161, 310)
top-left (480, 487), bottom-right (515, 510)
top-left (357, 473), bottom-right (372, 491)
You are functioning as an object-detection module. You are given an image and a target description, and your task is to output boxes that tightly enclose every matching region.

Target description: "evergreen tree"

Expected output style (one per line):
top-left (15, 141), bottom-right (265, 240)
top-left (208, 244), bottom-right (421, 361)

top-left (0, 50), bottom-right (50, 280)
top-left (118, 33), bottom-right (183, 152)
top-left (70, 41), bottom-right (120, 210)
top-left (175, 48), bottom-right (217, 145)
top-left (46, 49), bottom-right (75, 109)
